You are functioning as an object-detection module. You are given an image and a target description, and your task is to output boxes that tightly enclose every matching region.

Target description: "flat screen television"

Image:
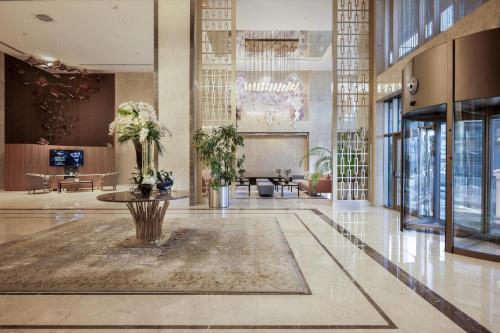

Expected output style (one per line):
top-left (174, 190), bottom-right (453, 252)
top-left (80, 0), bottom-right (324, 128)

top-left (49, 149), bottom-right (84, 167)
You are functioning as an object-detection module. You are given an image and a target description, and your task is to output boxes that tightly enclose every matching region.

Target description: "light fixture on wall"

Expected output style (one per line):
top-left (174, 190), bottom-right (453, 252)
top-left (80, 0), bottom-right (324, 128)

top-left (244, 31), bottom-right (301, 93)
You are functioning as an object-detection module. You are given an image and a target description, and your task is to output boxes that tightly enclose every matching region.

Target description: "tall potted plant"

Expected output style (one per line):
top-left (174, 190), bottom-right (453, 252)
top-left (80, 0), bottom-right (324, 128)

top-left (193, 125), bottom-right (244, 208)
top-left (300, 146), bottom-right (333, 195)
top-left (109, 101), bottom-right (169, 195)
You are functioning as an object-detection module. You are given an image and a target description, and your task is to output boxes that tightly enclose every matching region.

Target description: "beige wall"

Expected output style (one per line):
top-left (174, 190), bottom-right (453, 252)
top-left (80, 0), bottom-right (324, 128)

top-left (237, 71), bottom-right (332, 173)
top-left (0, 53), bottom-right (4, 189)
top-left (376, 0), bottom-right (500, 101)
top-left (114, 73), bottom-right (154, 184)
top-left (157, 0), bottom-right (191, 193)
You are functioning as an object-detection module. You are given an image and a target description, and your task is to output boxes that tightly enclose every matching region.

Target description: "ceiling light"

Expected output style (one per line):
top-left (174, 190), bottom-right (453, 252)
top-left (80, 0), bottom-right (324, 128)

top-left (35, 14), bottom-right (54, 23)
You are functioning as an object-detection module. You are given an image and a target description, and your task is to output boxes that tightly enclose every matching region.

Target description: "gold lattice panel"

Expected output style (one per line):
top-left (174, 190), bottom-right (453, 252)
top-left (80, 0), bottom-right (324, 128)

top-left (200, 0), bottom-right (234, 129)
top-left (336, 0), bottom-right (370, 200)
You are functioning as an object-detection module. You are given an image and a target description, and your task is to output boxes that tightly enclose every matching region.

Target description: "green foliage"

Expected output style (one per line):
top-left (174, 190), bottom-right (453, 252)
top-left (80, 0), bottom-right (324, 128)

top-left (299, 146), bottom-right (333, 175)
top-left (193, 125), bottom-right (245, 190)
top-left (310, 171), bottom-right (321, 193)
top-left (156, 170), bottom-right (173, 183)
top-left (284, 169), bottom-right (292, 176)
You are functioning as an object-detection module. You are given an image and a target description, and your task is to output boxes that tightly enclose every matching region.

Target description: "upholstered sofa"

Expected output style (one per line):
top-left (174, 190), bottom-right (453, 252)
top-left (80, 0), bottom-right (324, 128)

top-left (294, 173), bottom-right (332, 195)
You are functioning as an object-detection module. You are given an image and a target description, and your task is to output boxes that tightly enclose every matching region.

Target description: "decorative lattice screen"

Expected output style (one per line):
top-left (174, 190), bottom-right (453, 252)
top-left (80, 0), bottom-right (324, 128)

top-left (336, 0), bottom-right (370, 200)
top-left (200, 0), bottom-right (234, 129)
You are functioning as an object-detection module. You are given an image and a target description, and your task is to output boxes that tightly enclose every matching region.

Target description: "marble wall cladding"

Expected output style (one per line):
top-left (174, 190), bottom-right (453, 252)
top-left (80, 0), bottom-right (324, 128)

top-left (0, 53), bottom-right (4, 188)
top-left (114, 73), bottom-right (154, 184)
top-left (237, 71), bottom-right (332, 172)
top-left (158, 0), bottom-right (190, 192)
top-left (376, 0), bottom-right (500, 101)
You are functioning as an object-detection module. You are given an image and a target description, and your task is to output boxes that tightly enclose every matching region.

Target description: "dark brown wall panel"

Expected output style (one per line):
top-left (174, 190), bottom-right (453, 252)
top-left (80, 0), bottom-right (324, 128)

top-left (5, 55), bottom-right (115, 146)
top-left (402, 42), bottom-right (450, 114)
top-left (455, 28), bottom-right (500, 102)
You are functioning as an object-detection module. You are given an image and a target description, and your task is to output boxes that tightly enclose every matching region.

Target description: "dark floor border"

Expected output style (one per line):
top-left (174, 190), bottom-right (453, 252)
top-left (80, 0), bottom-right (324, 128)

top-left (310, 209), bottom-right (493, 333)
top-left (0, 210), bottom-right (395, 330)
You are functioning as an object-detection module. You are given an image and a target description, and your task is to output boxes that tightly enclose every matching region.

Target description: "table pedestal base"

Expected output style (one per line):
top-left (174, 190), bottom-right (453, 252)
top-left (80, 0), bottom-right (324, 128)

top-left (126, 200), bottom-right (170, 245)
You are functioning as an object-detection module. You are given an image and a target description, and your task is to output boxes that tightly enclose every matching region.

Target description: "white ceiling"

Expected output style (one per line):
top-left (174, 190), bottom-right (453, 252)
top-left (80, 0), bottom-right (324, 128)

top-left (0, 0), bottom-right (331, 73)
top-left (0, 0), bottom-right (154, 73)
top-left (236, 0), bottom-right (332, 31)
top-left (236, 0), bottom-right (332, 71)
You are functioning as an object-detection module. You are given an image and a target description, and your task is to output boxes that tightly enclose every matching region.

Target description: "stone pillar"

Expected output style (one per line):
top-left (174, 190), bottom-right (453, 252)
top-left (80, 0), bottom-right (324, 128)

top-left (115, 73), bottom-right (154, 185)
top-left (0, 53), bottom-right (4, 189)
top-left (157, 0), bottom-right (191, 194)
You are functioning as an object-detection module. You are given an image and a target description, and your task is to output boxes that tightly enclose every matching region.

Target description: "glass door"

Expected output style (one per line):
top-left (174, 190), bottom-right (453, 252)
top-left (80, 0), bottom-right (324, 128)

top-left (453, 97), bottom-right (500, 258)
top-left (402, 105), bottom-right (447, 231)
top-left (393, 133), bottom-right (402, 211)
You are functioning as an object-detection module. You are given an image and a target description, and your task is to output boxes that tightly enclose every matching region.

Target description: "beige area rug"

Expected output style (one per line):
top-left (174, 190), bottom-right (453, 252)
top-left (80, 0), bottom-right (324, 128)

top-left (0, 216), bottom-right (310, 294)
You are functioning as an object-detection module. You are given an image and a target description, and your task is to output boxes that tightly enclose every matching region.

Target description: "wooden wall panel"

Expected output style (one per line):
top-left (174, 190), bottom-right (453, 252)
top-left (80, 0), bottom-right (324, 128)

top-left (5, 144), bottom-right (116, 191)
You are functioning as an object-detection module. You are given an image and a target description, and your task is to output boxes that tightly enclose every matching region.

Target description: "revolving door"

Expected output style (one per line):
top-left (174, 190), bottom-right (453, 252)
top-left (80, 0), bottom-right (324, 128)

top-left (402, 105), bottom-right (447, 231)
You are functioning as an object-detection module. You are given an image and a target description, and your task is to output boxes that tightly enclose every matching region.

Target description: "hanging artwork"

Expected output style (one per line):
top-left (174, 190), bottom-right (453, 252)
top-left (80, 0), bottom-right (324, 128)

top-left (16, 56), bottom-right (101, 141)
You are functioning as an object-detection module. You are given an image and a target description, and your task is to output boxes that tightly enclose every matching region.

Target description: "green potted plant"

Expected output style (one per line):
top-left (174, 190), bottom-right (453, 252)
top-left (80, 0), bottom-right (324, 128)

top-left (193, 125), bottom-right (245, 208)
top-left (237, 155), bottom-right (246, 183)
top-left (156, 170), bottom-right (174, 193)
top-left (275, 168), bottom-right (283, 181)
top-left (300, 146), bottom-right (333, 196)
top-left (283, 169), bottom-right (292, 184)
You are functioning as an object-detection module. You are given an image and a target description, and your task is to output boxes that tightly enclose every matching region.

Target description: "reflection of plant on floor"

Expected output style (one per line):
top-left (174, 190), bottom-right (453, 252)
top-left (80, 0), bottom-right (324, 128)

top-left (193, 125), bottom-right (245, 190)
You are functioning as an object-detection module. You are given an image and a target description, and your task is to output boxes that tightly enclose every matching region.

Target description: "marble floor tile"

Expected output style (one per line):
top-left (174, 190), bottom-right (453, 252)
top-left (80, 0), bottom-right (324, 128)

top-left (0, 189), bottom-right (497, 332)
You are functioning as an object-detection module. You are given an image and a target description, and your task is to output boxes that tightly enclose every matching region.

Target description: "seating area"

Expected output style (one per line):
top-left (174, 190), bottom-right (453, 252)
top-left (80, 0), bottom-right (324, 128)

top-left (25, 172), bottom-right (120, 193)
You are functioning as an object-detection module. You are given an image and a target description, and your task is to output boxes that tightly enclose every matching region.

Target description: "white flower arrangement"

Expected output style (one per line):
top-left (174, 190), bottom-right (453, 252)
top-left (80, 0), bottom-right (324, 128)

top-left (109, 101), bottom-right (171, 182)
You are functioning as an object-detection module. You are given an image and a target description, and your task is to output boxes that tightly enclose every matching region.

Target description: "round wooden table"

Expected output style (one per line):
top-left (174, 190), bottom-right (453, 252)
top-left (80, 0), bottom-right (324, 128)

top-left (97, 191), bottom-right (189, 246)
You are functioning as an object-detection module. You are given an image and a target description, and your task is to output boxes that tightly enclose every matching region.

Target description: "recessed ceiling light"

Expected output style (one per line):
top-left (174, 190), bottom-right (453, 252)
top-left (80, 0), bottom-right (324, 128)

top-left (35, 14), bottom-right (54, 23)
top-left (111, 4), bottom-right (119, 10)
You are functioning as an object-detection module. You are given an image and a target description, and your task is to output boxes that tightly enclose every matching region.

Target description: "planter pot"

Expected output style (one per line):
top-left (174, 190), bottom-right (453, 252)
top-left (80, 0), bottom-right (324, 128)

top-left (157, 180), bottom-right (173, 193)
top-left (138, 183), bottom-right (153, 197)
top-left (209, 185), bottom-right (229, 208)
top-left (284, 176), bottom-right (291, 184)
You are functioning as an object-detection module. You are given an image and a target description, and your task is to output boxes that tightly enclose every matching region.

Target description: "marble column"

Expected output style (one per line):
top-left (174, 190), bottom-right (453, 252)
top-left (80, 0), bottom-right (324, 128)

top-left (157, 0), bottom-right (191, 194)
top-left (114, 73), bottom-right (154, 185)
top-left (0, 53), bottom-right (4, 189)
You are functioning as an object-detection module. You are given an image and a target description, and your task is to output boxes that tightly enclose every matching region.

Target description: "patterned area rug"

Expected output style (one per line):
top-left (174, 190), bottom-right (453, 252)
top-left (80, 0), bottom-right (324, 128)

top-left (0, 216), bottom-right (309, 294)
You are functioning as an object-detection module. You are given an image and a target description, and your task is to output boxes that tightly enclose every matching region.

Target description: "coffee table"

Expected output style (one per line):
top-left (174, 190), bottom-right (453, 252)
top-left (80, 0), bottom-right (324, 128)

top-left (97, 191), bottom-right (189, 246)
top-left (277, 181), bottom-right (300, 197)
top-left (58, 180), bottom-right (93, 193)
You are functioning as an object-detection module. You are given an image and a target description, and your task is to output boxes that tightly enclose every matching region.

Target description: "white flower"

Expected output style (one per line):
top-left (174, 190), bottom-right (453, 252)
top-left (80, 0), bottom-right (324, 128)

top-left (139, 128), bottom-right (149, 143)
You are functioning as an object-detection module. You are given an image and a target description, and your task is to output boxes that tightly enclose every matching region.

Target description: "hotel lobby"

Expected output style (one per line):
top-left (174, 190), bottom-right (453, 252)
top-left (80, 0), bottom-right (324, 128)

top-left (0, 0), bottom-right (499, 332)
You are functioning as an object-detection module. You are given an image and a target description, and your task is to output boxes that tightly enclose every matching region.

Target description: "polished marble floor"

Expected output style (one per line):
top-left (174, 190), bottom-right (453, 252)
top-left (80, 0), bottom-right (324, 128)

top-left (0, 187), bottom-right (498, 332)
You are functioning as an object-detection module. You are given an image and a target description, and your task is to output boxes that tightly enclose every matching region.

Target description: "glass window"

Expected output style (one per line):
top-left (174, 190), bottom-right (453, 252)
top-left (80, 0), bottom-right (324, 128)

top-left (379, 0), bottom-right (487, 70)
top-left (453, 97), bottom-right (500, 257)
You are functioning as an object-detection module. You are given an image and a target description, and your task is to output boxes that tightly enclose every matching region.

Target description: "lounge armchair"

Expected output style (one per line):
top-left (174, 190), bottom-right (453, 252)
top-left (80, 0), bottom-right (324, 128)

top-left (101, 172), bottom-right (120, 190)
top-left (26, 173), bottom-right (50, 194)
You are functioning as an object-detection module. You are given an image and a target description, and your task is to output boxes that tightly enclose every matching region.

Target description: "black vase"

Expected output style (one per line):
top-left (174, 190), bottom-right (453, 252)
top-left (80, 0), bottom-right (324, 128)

top-left (139, 183), bottom-right (153, 197)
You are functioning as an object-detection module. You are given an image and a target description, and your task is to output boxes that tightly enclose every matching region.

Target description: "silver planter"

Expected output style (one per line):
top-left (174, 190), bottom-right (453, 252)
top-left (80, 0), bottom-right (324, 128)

top-left (209, 185), bottom-right (229, 208)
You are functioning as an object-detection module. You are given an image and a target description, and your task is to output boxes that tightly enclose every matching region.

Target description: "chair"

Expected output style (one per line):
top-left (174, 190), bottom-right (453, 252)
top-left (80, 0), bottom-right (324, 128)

top-left (26, 173), bottom-right (50, 194)
top-left (101, 172), bottom-right (119, 190)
